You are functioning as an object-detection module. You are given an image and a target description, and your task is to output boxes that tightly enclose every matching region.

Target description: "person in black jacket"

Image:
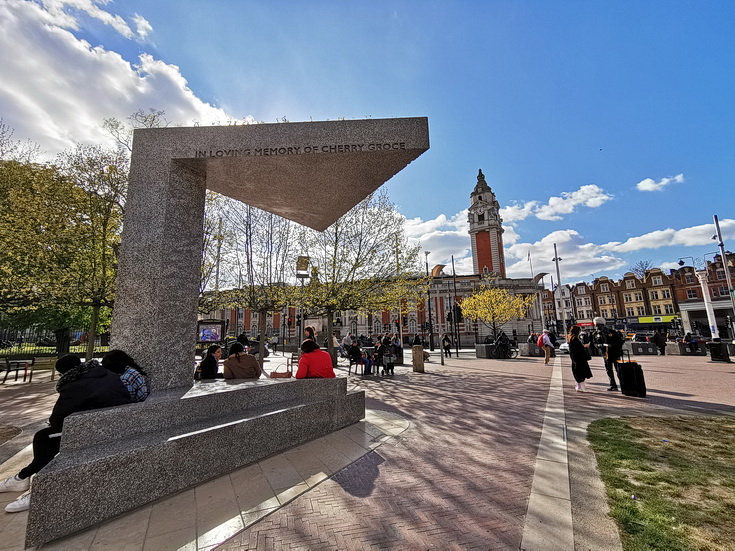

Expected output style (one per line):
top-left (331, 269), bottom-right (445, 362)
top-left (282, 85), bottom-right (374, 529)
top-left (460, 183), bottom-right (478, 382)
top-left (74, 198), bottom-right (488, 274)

top-left (568, 326), bottom-right (593, 391)
top-left (593, 317), bottom-right (623, 391)
top-left (0, 355), bottom-right (131, 513)
top-left (196, 345), bottom-right (224, 380)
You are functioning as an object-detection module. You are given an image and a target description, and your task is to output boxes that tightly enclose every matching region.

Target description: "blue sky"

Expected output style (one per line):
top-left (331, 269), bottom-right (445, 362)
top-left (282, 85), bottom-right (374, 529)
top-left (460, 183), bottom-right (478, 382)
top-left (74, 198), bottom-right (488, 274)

top-left (1, 0), bottom-right (733, 285)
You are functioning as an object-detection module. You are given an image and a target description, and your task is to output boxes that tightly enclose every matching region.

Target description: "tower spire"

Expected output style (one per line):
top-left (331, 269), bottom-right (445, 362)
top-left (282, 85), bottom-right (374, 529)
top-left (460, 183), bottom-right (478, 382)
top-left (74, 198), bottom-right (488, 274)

top-left (468, 169), bottom-right (505, 277)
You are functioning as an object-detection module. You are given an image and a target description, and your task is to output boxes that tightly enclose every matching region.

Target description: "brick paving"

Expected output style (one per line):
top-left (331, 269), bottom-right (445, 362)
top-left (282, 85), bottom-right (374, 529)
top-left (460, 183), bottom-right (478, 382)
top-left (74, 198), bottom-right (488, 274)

top-left (220, 356), bottom-right (553, 550)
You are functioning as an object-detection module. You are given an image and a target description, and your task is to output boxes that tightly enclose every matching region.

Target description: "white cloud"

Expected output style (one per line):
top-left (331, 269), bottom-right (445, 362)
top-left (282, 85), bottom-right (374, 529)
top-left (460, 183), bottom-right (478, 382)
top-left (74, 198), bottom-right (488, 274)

top-left (499, 184), bottom-right (612, 223)
top-left (534, 185), bottom-right (613, 221)
top-left (132, 13), bottom-right (153, 40)
top-left (43, 0), bottom-right (135, 38)
top-left (0, 0), bottom-right (230, 158)
top-left (602, 219), bottom-right (733, 253)
top-left (636, 173), bottom-right (684, 192)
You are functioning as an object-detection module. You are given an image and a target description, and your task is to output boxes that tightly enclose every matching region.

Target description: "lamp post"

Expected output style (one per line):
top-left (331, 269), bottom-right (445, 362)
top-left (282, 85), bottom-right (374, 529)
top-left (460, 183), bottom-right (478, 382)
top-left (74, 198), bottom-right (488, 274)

top-left (678, 254), bottom-right (720, 339)
top-left (552, 243), bottom-right (567, 334)
top-left (713, 215), bottom-right (735, 341)
top-left (424, 251), bottom-right (435, 351)
top-left (295, 256), bottom-right (310, 342)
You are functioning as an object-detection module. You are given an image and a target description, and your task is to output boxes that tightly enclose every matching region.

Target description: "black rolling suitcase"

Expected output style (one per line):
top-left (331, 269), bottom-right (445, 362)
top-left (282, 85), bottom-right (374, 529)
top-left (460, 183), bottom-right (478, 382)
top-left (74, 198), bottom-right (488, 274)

top-left (616, 351), bottom-right (646, 398)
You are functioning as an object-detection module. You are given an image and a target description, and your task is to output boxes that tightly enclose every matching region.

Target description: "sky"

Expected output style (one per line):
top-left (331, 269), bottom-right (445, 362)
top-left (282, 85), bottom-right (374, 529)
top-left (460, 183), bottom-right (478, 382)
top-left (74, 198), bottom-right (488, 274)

top-left (1, 0), bottom-right (734, 287)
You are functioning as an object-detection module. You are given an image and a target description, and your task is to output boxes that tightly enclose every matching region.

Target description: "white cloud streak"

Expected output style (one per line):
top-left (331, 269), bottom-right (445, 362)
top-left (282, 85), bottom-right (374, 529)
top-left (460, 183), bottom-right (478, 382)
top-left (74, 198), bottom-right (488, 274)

top-left (636, 173), bottom-right (684, 192)
top-left (0, 0), bottom-right (230, 158)
top-left (499, 184), bottom-right (612, 222)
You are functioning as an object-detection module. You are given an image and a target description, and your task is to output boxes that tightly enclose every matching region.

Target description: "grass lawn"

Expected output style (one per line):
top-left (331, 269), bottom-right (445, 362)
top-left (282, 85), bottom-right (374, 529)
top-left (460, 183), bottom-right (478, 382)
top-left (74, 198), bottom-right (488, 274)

top-left (588, 416), bottom-right (735, 551)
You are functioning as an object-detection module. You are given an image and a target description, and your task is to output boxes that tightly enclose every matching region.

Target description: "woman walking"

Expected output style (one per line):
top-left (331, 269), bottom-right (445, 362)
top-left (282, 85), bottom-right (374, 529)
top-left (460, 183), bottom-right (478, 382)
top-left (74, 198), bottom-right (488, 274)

top-left (568, 326), bottom-right (593, 391)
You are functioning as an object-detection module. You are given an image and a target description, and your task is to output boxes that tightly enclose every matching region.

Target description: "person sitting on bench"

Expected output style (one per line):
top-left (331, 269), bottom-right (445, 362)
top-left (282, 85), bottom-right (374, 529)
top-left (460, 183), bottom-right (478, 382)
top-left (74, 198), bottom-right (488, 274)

top-left (0, 355), bottom-right (131, 513)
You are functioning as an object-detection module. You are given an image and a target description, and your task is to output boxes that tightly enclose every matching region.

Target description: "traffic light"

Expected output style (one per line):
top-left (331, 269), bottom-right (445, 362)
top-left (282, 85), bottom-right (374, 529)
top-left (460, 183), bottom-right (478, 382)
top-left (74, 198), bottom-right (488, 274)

top-left (447, 311), bottom-right (453, 322)
top-left (453, 304), bottom-right (463, 322)
top-left (287, 317), bottom-right (293, 327)
top-left (402, 316), bottom-right (408, 326)
top-left (395, 320), bottom-right (399, 329)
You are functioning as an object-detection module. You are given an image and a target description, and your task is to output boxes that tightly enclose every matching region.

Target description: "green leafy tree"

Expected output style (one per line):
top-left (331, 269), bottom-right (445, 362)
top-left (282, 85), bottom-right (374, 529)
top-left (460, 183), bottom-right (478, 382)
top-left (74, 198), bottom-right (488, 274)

top-left (460, 285), bottom-right (536, 339)
top-left (55, 145), bottom-right (128, 358)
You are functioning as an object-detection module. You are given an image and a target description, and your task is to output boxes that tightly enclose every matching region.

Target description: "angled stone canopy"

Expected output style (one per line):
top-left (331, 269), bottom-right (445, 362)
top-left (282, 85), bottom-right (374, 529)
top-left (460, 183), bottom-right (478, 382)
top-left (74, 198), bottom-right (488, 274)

top-left (112, 117), bottom-right (429, 389)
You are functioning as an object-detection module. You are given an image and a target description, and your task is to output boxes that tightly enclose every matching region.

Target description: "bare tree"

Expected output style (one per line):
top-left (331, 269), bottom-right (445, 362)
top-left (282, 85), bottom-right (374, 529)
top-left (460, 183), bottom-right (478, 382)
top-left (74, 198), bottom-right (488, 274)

top-left (629, 260), bottom-right (654, 279)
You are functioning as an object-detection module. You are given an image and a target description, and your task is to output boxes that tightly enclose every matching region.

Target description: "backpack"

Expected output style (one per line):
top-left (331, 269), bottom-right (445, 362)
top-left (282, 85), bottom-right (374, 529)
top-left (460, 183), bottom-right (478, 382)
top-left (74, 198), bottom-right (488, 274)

top-left (537, 334), bottom-right (545, 347)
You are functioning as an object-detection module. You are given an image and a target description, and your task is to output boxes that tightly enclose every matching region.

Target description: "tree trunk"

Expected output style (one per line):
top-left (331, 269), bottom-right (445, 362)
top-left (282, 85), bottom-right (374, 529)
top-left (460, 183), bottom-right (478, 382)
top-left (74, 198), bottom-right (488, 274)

top-left (85, 305), bottom-right (100, 360)
top-left (326, 312), bottom-right (336, 367)
top-left (54, 328), bottom-right (71, 356)
top-left (257, 310), bottom-right (267, 368)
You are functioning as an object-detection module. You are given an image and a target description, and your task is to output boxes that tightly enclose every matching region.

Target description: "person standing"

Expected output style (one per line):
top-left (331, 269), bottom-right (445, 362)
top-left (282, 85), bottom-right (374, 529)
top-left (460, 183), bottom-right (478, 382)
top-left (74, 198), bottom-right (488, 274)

top-left (539, 329), bottom-right (553, 365)
top-left (442, 333), bottom-right (452, 358)
top-left (594, 317), bottom-right (622, 391)
top-left (568, 326), bottom-right (593, 391)
top-left (650, 330), bottom-right (666, 355)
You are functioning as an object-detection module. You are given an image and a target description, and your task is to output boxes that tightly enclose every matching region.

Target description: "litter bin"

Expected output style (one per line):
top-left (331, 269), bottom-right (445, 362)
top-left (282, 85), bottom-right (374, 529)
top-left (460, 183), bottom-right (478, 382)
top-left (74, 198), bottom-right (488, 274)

top-left (707, 341), bottom-right (731, 363)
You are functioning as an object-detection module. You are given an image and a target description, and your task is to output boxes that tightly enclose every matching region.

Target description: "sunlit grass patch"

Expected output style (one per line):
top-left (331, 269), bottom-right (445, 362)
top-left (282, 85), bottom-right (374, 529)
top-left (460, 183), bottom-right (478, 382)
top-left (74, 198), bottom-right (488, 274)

top-left (588, 416), bottom-right (735, 551)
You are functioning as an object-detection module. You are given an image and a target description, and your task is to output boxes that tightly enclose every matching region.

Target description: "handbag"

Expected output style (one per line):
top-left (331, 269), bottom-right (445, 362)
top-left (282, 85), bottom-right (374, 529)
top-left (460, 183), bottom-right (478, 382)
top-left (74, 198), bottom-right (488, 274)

top-left (270, 364), bottom-right (292, 378)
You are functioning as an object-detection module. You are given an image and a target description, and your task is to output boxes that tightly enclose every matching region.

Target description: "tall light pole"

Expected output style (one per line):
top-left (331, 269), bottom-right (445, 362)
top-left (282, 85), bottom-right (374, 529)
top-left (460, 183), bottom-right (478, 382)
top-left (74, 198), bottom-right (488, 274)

top-left (552, 243), bottom-right (567, 334)
top-left (713, 214), bottom-right (735, 341)
top-left (424, 251), bottom-right (435, 350)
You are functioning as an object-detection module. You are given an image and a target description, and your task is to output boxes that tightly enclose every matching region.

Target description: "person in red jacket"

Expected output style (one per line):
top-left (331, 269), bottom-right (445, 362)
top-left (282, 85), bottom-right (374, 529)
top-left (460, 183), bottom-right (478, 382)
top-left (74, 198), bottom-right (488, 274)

top-left (295, 339), bottom-right (336, 379)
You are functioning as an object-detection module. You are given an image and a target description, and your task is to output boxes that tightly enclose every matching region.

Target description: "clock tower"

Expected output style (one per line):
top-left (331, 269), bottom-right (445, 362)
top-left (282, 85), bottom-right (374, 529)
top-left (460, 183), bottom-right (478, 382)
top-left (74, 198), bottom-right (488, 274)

top-left (468, 169), bottom-right (506, 277)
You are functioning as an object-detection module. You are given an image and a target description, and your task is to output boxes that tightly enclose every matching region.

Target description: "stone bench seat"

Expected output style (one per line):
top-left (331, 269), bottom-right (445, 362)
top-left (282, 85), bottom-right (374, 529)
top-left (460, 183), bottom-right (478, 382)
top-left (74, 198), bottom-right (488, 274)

top-left (27, 377), bottom-right (364, 547)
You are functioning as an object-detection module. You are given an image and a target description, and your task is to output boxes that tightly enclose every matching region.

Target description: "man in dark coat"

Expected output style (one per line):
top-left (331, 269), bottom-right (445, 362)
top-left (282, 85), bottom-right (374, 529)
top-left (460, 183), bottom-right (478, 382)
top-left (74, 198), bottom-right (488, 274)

top-left (0, 355), bottom-right (131, 513)
top-left (594, 317), bottom-right (623, 391)
top-left (650, 330), bottom-right (666, 355)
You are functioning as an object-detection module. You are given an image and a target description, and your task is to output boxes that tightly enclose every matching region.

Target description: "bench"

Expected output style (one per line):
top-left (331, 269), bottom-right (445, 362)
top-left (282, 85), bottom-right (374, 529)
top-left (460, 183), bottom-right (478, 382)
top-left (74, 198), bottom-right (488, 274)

top-left (26, 377), bottom-right (364, 547)
top-left (1, 357), bottom-right (35, 384)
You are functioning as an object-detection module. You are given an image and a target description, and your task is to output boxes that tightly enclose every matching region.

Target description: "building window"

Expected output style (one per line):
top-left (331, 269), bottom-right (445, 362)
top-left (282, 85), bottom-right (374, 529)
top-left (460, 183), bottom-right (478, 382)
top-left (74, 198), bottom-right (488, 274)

top-left (351, 320), bottom-right (358, 335)
top-left (483, 266), bottom-right (489, 274)
top-left (623, 293), bottom-right (632, 302)
top-left (599, 296), bottom-right (607, 305)
top-left (576, 299), bottom-right (583, 307)
top-left (602, 309), bottom-right (609, 318)
top-left (373, 320), bottom-right (382, 334)
top-left (543, 291), bottom-right (548, 298)
top-left (584, 297), bottom-right (591, 305)
top-left (717, 269), bottom-right (726, 280)
top-left (626, 280), bottom-right (636, 289)
top-left (578, 287), bottom-right (586, 294)
top-left (409, 319), bottom-right (417, 334)
top-left (652, 276), bottom-right (663, 286)
top-left (627, 307), bottom-right (635, 317)
top-left (720, 286), bottom-right (729, 296)
top-left (634, 292), bottom-right (643, 301)
top-left (637, 307), bottom-right (645, 316)
top-left (611, 309), bottom-right (617, 317)
top-left (664, 304), bottom-right (674, 314)
top-left (652, 305), bottom-right (662, 315)
top-left (650, 290), bottom-right (659, 300)
top-left (609, 296), bottom-right (616, 304)
top-left (685, 274), bottom-right (695, 284)
top-left (687, 289), bottom-right (698, 299)
top-left (477, 212), bottom-right (485, 223)
top-left (600, 283), bottom-right (609, 292)
top-left (662, 289), bottom-right (671, 299)
top-left (712, 288), bottom-right (719, 297)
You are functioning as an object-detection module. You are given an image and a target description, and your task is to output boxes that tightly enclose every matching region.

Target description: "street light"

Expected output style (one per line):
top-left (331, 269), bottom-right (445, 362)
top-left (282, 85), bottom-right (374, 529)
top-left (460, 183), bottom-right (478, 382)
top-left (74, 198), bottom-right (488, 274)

top-left (713, 214), bottom-right (735, 341)
top-left (552, 243), bottom-right (567, 334)
top-left (677, 253), bottom-right (720, 339)
top-left (424, 251), bottom-right (435, 351)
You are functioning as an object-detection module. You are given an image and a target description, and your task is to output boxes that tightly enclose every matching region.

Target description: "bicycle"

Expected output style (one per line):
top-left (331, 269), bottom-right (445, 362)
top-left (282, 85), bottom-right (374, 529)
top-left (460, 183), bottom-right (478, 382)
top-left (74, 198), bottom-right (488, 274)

top-left (489, 342), bottom-right (518, 359)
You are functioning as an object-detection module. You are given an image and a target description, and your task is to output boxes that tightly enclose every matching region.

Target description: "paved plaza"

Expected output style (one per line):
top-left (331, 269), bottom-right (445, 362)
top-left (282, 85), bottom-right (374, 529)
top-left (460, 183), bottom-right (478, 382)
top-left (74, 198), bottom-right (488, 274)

top-left (1, 349), bottom-right (734, 550)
